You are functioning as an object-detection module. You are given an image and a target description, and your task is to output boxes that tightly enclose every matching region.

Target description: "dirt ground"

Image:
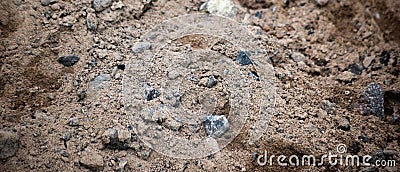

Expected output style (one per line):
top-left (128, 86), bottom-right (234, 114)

top-left (1, 0), bottom-right (399, 171)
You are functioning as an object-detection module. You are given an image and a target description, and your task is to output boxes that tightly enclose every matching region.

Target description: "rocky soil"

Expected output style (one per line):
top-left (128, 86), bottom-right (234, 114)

top-left (1, 0), bottom-right (399, 171)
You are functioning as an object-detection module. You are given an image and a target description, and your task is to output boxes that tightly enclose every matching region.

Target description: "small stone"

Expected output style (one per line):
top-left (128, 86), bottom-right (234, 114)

top-left (363, 56), bottom-right (374, 68)
top-left (379, 50), bottom-right (390, 66)
top-left (337, 71), bottom-right (356, 83)
top-left (0, 131), bottom-right (19, 160)
top-left (290, 52), bottom-right (306, 62)
top-left (204, 115), bottom-right (229, 138)
top-left (102, 128), bottom-right (134, 150)
top-left (338, 118), bottom-right (350, 131)
top-left (207, 75), bottom-right (217, 88)
top-left (117, 64), bottom-right (125, 70)
top-left (93, 0), bottom-right (113, 12)
top-left (236, 50), bottom-right (252, 65)
top-left (86, 12), bottom-right (98, 30)
top-left (62, 132), bottom-right (71, 141)
top-left (90, 74), bottom-right (111, 90)
top-left (320, 100), bottom-right (336, 114)
top-left (200, 0), bottom-right (237, 17)
top-left (358, 135), bottom-right (370, 142)
top-left (348, 63), bottom-right (363, 75)
top-left (165, 119), bottom-right (182, 131)
top-left (67, 117), bottom-right (80, 126)
top-left (249, 71), bottom-right (260, 81)
top-left (359, 82), bottom-right (384, 119)
top-left (315, 0), bottom-right (329, 6)
top-left (132, 41), bottom-right (151, 54)
top-left (57, 55), bottom-right (79, 67)
top-left (41, 0), bottom-right (57, 6)
top-left (80, 152), bottom-right (104, 171)
top-left (144, 86), bottom-right (160, 101)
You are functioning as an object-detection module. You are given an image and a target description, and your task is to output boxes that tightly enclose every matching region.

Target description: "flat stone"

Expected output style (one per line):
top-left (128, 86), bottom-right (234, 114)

top-left (58, 55), bottom-right (79, 67)
top-left (80, 152), bottom-right (104, 171)
top-left (93, 0), bottom-right (113, 12)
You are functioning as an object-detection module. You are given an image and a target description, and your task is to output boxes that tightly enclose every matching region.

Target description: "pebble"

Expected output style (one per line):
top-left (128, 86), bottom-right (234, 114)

top-left (204, 115), bottom-right (229, 138)
top-left (200, 0), bottom-right (237, 17)
top-left (379, 50), bottom-right (390, 66)
top-left (0, 130), bottom-right (20, 160)
top-left (315, 0), bottom-right (329, 6)
top-left (80, 152), bottom-right (104, 171)
top-left (236, 50), bottom-right (253, 66)
top-left (132, 41), bottom-right (151, 54)
top-left (359, 82), bottom-right (384, 119)
top-left (57, 55), bottom-right (79, 67)
top-left (363, 56), bottom-right (374, 68)
top-left (102, 128), bottom-right (134, 150)
top-left (319, 100), bottom-right (336, 114)
top-left (348, 63), bottom-right (363, 75)
top-left (93, 0), bottom-right (113, 12)
top-left (67, 117), bottom-right (80, 126)
top-left (249, 71), bottom-right (260, 81)
top-left (90, 74), bottom-right (111, 90)
top-left (207, 75), bottom-right (217, 88)
top-left (86, 12), bottom-right (98, 30)
top-left (290, 52), bottom-right (306, 62)
top-left (338, 118), bottom-right (350, 131)
top-left (145, 87), bottom-right (160, 101)
top-left (41, 0), bottom-right (57, 6)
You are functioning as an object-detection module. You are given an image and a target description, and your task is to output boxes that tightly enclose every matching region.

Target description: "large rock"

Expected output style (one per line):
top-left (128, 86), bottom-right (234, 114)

top-left (0, 130), bottom-right (19, 160)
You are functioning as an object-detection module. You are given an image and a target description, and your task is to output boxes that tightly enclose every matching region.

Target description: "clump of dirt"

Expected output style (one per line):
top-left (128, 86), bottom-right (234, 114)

top-left (0, 0), bottom-right (21, 37)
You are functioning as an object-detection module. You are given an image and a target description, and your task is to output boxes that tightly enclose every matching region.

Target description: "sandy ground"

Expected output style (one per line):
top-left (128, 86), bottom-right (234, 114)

top-left (1, 0), bottom-right (400, 171)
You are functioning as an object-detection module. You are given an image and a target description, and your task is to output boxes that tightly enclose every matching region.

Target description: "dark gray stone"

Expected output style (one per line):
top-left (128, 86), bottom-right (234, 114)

top-left (236, 50), bottom-right (252, 65)
top-left (359, 82), bottom-right (384, 120)
top-left (207, 75), bottom-right (217, 88)
top-left (348, 63), bottom-right (363, 75)
top-left (58, 55), bottom-right (79, 67)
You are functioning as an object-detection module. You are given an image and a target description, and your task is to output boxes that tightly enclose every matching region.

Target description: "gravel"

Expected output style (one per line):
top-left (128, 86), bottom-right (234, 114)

top-left (144, 86), bottom-right (160, 101)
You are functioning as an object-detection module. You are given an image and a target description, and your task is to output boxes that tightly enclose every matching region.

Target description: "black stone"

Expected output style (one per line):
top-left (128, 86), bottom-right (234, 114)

top-left (58, 55), bottom-right (79, 67)
top-left (379, 50), bottom-right (390, 66)
top-left (348, 63), bottom-right (363, 75)
top-left (117, 64), bottom-right (125, 70)
top-left (236, 51), bottom-right (252, 66)
top-left (358, 135), bottom-right (370, 143)
top-left (145, 89), bottom-right (160, 101)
